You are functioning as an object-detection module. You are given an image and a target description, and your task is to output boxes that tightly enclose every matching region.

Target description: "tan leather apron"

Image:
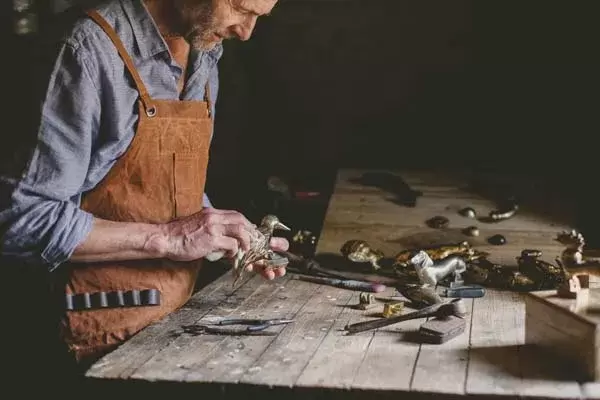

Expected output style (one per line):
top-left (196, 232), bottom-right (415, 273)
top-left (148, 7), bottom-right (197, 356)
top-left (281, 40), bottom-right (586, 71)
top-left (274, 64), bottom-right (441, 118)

top-left (58, 10), bottom-right (212, 364)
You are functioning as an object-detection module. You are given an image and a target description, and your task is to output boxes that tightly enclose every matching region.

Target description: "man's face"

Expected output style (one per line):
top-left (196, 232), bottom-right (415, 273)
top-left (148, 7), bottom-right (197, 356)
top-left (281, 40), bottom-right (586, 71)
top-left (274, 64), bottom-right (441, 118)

top-left (174, 0), bottom-right (279, 50)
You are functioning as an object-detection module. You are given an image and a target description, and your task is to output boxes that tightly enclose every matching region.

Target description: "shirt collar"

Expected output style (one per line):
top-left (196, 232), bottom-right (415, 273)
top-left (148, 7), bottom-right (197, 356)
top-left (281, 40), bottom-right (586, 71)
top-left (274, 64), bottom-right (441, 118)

top-left (121, 0), bottom-right (168, 59)
top-left (121, 0), bottom-right (224, 62)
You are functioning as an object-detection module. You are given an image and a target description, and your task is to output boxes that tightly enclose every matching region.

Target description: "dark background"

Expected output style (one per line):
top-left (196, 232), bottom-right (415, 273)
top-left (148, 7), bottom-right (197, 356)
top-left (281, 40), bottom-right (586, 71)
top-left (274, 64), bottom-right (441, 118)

top-left (2, 0), bottom-right (600, 240)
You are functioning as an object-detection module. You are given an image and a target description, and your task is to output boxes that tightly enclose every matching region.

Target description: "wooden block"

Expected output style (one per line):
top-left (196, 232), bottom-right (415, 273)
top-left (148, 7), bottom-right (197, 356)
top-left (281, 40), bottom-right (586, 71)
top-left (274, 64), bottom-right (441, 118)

top-left (524, 289), bottom-right (600, 381)
top-left (419, 315), bottom-right (466, 344)
top-left (557, 275), bottom-right (588, 299)
top-left (577, 273), bottom-right (591, 289)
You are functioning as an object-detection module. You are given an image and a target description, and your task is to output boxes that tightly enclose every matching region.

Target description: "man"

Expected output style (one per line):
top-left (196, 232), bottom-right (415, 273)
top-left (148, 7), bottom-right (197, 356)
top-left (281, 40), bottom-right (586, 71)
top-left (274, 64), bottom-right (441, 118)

top-left (0, 0), bottom-right (285, 375)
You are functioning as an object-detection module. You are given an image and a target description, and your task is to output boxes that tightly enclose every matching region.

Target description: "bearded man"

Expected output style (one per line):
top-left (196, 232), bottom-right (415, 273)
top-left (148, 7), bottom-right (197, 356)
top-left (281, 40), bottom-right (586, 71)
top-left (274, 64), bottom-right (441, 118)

top-left (0, 0), bottom-right (285, 377)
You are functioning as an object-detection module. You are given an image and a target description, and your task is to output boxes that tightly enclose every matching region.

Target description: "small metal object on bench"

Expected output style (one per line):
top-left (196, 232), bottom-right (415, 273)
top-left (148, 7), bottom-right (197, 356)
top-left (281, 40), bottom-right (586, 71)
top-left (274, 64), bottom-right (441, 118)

top-left (438, 284), bottom-right (486, 299)
top-left (64, 289), bottom-right (161, 311)
top-left (353, 292), bottom-right (377, 310)
top-left (183, 318), bottom-right (295, 336)
top-left (382, 302), bottom-right (404, 318)
top-left (426, 216), bottom-right (450, 229)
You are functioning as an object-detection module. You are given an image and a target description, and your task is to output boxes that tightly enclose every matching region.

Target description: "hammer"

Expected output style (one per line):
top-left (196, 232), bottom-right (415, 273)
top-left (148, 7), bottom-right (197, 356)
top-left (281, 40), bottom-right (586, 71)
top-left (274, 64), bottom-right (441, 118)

top-left (344, 298), bottom-right (467, 335)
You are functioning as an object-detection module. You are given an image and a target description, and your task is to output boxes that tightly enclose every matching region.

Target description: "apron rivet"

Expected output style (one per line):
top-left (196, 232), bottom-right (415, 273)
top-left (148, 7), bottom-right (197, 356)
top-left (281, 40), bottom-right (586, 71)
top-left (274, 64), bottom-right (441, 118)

top-left (146, 106), bottom-right (157, 117)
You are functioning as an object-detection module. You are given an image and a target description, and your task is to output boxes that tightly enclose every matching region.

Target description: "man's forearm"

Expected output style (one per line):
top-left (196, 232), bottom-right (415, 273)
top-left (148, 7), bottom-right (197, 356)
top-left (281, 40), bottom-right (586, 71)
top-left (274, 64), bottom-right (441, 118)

top-left (70, 218), bottom-right (168, 263)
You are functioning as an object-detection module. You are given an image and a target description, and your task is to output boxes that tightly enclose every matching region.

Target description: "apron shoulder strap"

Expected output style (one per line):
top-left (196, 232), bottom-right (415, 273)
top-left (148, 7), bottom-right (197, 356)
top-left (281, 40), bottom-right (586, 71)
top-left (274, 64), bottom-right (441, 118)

top-left (86, 10), bottom-right (156, 117)
top-left (204, 81), bottom-right (211, 117)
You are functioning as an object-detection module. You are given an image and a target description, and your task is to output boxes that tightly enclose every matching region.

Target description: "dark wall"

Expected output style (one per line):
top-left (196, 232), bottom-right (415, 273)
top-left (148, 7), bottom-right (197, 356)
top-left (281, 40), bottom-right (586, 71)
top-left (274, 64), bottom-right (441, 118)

top-left (209, 0), bottom-right (600, 180)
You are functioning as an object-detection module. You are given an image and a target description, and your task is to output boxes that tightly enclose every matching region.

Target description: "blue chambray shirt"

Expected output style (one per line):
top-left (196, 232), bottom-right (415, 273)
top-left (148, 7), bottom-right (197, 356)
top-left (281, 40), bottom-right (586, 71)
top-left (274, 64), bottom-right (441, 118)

top-left (0, 0), bottom-right (223, 270)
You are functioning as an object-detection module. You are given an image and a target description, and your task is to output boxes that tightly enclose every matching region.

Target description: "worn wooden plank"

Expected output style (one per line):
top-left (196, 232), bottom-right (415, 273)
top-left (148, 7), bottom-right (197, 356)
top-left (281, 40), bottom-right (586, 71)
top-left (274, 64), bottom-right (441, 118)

top-left (128, 275), bottom-right (289, 381)
top-left (294, 291), bottom-right (376, 389)
top-left (524, 311), bottom-right (595, 384)
top-left (409, 299), bottom-right (473, 394)
top-left (239, 284), bottom-right (355, 387)
top-left (329, 169), bottom-right (576, 235)
top-left (350, 309), bottom-right (426, 391)
top-left (582, 382), bottom-right (600, 400)
top-left (324, 195), bottom-right (572, 233)
top-left (179, 277), bottom-right (320, 383)
top-left (317, 223), bottom-right (565, 248)
top-left (519, 294), bottom-right (587, 398)
top-left (465, 290), bottom-right (524, 396)
top-left (85, 270), bottom-right (244, 379)
top-left (335, 168), bottom-right (473, 188)
top-left (335, 168), bottom-right (574, 201)
top-left (315, 224), bottom-right (566, 268)
top-left (465, 290), bottom-right (584, 399)
top-left (516, 344), bottom-right (584, 399)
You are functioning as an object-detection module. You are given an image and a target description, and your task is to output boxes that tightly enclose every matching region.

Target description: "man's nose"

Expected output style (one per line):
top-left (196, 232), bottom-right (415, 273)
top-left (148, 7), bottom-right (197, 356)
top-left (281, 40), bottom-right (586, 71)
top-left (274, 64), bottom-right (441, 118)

top-left (233, 16), bottom-right (257, 41)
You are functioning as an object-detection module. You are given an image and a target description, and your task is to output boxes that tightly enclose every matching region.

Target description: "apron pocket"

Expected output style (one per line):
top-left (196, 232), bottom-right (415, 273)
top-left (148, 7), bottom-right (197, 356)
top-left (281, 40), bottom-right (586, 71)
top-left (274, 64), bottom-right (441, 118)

top-left (173, 153), bottom-right (206, 218)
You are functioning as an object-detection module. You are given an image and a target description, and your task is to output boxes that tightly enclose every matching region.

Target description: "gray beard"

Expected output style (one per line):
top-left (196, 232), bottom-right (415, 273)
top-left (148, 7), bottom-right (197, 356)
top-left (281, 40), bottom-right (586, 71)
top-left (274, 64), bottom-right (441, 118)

top-left (176, 0), bottom-right (216, 50)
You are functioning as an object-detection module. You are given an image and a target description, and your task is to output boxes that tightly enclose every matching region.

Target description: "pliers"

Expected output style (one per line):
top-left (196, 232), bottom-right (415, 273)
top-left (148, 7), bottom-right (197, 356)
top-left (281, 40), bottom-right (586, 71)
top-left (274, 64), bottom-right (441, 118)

top-left (183, 318), bottom-right (295, 336)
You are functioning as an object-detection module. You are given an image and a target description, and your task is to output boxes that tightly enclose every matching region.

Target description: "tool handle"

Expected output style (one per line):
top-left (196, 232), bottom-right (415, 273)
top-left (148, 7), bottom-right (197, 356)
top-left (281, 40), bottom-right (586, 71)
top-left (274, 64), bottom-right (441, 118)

top-left (217, 318), bottom-right (257, 326)
top-left (216, 319), bottom-right (267, 332)
top-left (337, 280), bottom-right (374, 290)
top-left (344, 312), bottom-right (423, 334)
top-left (445, 287), bottom-right (486, 298)
top-left (279, 251), bottom-right (340, 277)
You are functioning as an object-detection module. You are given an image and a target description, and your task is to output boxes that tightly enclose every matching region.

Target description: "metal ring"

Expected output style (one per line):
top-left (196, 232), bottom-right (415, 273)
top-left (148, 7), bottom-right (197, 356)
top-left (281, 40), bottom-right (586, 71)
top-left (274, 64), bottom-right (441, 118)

top-left (146, 106), bottom-right (157, 117)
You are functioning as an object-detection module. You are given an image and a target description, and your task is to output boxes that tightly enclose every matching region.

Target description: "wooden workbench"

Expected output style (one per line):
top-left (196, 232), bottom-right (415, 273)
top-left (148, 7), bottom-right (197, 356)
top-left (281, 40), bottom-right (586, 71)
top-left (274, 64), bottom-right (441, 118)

top-left (84, 169), bottom-right (600, 399)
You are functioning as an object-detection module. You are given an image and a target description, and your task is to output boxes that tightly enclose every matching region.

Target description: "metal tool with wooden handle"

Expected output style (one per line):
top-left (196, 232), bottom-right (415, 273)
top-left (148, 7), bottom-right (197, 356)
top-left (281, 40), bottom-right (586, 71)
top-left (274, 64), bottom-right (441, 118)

top-left (344, 298), bottom-right (466, 335)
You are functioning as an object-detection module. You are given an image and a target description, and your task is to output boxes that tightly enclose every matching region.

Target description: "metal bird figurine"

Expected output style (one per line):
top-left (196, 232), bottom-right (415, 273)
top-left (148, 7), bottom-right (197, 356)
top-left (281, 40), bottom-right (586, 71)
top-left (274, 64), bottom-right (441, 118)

top-left (232, 214), bottom-right (291, 286)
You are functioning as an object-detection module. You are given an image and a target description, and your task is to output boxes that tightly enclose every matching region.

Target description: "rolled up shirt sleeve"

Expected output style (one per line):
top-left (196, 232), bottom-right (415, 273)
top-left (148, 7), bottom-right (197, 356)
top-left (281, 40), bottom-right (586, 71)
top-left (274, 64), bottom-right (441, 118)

top-left (0, 42), bottom-right (98, 270)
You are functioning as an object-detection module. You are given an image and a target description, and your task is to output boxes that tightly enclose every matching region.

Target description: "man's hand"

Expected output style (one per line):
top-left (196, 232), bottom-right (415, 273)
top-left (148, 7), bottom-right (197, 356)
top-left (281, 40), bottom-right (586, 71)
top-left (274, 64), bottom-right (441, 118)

top-left (246, 236), bottom-right (289, 280)
top-left (156, 208), bottom-right (256, 261)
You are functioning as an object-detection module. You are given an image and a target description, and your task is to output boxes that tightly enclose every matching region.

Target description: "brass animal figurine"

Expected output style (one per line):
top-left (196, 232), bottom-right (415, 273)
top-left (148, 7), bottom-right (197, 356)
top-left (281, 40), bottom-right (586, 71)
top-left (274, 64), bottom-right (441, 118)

top-left (410, 250), bottom-right (467, 287)
top-left (340, 240), bottom-right (385, 270)
top-left (462, 262), bottom-right (490, 285)
top-left (467, 258), bottom-right (536, 291)
top-left (555, 229), bottom-right (600, 274)
top-left (516, 249), bottom-right (567, 290)
top-left (467, 252), bottom-right (566, 291)
top-left (393, 241), bottom-right (486, 269)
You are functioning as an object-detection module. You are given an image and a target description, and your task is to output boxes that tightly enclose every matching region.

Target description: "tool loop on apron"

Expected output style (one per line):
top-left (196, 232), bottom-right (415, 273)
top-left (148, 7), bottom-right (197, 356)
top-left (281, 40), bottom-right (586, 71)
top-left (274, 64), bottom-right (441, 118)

top-left (64, 288), bottom-right (161, 311)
